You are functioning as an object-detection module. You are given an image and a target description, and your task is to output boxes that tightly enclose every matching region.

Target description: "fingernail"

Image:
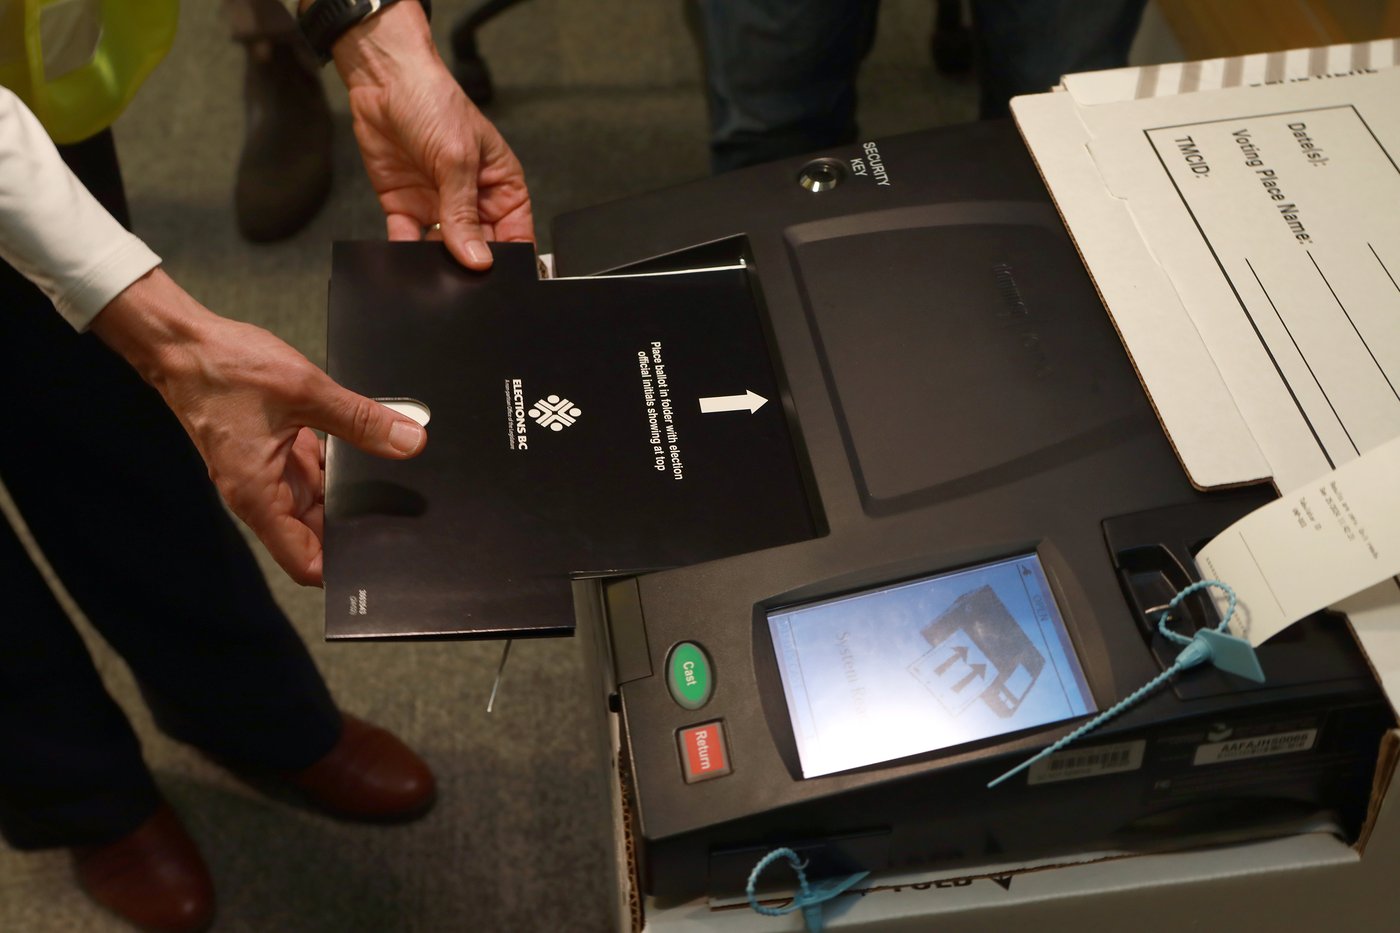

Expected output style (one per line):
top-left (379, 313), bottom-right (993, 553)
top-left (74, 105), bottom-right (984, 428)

top-left (389, 420), bottom-right (425, 454)
top-left (465, 240), bottom-right (492, 266)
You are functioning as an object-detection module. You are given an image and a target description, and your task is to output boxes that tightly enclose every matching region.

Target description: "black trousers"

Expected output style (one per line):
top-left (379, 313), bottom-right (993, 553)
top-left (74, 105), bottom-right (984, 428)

top-left (0, 132), bottom-right (340, 851)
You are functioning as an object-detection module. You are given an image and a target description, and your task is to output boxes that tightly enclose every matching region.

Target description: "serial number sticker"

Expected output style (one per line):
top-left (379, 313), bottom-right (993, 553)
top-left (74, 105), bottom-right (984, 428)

top-left (1026, 740), bottom-right (1145, 785)
top-left (1193, 728), bottom-right (1317, 765)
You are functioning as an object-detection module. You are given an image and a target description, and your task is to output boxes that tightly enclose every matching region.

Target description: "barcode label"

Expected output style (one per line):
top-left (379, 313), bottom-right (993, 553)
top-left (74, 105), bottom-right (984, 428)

top-left (1026, 740), bottom-right (1146, 785)
top-left (1193, 728), bottom-right (1317, 765)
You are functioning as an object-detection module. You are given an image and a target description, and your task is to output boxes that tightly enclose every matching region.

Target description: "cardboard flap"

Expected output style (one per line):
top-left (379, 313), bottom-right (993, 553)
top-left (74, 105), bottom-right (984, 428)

top-left (1011, 91), bottom-right (1270, 490)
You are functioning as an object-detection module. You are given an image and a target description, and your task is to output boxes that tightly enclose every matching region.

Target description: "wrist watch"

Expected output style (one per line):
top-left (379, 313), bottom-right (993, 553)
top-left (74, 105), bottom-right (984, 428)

top-left (298, 0), bottom-right (433, 65)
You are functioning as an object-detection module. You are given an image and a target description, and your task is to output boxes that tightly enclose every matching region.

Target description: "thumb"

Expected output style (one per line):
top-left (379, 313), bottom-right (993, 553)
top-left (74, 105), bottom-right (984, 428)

top-left (439, 162), bottom-right (494, 271)
top-left (306, 384), bottom-right (427, 459)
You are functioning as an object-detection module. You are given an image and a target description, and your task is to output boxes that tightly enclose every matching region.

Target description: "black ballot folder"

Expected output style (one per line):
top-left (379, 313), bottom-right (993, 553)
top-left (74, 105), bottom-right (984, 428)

top-left (323, 242), bottom-right (818, 639)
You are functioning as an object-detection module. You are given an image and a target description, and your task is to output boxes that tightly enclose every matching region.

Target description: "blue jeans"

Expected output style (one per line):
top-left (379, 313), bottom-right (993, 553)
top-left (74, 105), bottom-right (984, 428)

top-left (696, 0), bottom-right (1147, 172)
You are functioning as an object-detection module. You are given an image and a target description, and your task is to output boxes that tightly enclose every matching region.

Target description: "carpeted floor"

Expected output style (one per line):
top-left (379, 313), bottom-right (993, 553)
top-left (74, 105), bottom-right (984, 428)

top-left (0, 1), bottom-right (1049, 930)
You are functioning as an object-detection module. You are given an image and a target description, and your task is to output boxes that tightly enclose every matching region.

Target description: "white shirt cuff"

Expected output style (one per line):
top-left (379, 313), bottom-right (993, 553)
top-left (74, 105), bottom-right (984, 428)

top-left (0, 86), bottom-right (162, 331)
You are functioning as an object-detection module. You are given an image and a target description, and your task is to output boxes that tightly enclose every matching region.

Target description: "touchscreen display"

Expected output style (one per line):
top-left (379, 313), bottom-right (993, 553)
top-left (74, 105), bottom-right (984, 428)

top-left (767, 554), bottom-right (1095, 778)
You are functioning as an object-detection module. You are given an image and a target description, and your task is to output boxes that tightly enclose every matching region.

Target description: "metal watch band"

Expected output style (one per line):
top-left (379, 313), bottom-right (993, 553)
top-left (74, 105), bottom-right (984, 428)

top-left (298, 0), bottom-right (432, 65)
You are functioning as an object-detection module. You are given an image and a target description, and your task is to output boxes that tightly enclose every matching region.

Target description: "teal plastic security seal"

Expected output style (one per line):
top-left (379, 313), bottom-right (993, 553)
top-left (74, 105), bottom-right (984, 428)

top-left (745, 847), bottom-right (869, 933)
top-left (989, 579), bottom-right (1262, 788)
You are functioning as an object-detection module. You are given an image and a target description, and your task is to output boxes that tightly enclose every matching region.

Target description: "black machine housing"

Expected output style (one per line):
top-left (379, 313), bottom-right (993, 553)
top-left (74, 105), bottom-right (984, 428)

top-left (553, 121), bottom-right (1393, 903)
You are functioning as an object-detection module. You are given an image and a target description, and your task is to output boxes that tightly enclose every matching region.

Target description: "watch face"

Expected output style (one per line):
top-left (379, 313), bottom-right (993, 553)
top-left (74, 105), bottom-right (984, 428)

top-left (301, 0), bottom-right (422, 63)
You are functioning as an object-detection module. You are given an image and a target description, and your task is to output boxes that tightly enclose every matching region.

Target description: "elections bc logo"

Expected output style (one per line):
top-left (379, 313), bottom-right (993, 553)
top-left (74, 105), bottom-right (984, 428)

top-left (504, 378), bottom-right (583, 451)
top-left (530, 394), bottom-right (582, 432)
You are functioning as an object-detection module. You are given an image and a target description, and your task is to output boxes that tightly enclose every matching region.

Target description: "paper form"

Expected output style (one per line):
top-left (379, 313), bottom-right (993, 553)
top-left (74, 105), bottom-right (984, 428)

top-left (1015, 67), bottom-right (1400, 493)
top-left (1139, 105), bottom-right (1400, 473)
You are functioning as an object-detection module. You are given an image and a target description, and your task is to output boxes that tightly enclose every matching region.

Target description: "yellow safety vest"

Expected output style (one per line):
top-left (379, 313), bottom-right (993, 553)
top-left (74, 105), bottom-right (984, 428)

top-left (0, 0), bottom-right (178, 143)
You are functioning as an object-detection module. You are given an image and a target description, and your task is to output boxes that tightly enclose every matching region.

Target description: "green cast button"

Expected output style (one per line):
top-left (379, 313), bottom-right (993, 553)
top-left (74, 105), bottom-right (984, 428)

top-left (667, 642), bottom-right (713, 710)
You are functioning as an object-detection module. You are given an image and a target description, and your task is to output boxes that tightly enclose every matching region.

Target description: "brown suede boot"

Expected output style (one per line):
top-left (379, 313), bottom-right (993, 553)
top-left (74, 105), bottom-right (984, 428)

top-left (227, 0), bottom-right (333, 242)
top-left (71, 804), bottom-right (215, 933)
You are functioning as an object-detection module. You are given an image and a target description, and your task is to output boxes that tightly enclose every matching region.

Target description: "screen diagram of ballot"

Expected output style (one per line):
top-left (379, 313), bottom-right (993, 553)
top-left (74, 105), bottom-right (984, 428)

top-left (910, 584), bottom-right (1048, 719)
top-left (768, 555), bottom-right (1096, 778)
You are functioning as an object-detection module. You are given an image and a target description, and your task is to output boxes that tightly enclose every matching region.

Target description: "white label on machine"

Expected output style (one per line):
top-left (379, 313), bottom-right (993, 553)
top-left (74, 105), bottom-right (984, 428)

top-left (1027, 740), bottom-right (1146, 785)
top-left (1193, 728), bottom-right (1317, 766)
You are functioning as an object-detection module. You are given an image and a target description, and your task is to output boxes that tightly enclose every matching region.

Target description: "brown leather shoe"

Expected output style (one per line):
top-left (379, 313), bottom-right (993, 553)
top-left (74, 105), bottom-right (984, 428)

top-left (72, 804), bottom-right (215, 933)
top-left (281, 714), bottom-right (437, 822)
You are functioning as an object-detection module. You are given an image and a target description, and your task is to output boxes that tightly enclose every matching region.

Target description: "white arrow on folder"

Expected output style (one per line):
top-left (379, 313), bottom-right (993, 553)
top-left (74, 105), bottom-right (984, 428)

top-left (699, 390), bottom-right (768, 414)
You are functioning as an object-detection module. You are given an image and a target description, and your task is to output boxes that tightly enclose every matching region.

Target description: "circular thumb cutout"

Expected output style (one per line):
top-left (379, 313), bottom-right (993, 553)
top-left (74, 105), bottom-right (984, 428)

top-left (375, 398), bottom-right (431, 427)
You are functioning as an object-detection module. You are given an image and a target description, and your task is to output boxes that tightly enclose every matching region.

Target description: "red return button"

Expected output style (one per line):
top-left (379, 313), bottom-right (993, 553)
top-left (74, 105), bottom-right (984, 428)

top-left (678, 721), bottom-right (732, 783)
